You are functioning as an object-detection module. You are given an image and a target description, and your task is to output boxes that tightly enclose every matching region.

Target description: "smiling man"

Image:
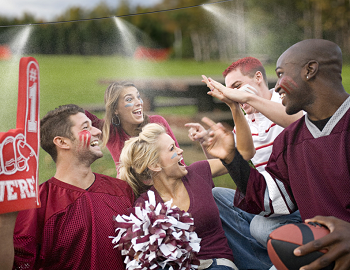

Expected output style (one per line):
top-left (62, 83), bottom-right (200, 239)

top-left (200, 57), bottom-right (304, 270)
top-left (13, 104), bottom-right (134, 270)
top-left (209, 39), bottom-right (350, 269)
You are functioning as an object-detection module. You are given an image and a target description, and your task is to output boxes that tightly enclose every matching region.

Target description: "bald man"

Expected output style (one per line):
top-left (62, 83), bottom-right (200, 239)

top-left (208, 39), bottom-right (350, 269)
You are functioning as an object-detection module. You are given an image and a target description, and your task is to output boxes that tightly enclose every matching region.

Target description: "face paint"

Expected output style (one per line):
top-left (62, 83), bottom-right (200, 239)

top-left (237, 84), bottom-right (258, 95)
top-left (279, 76), bottom-right (298, 94)
top-left (140, 98), bottom-right (143, 104)
top-left (161, 153), bottom-right (183, 169)
top-left (78, 130), bottom-right (91, 148)
top-left (125, 103), bottom-right (134, 108)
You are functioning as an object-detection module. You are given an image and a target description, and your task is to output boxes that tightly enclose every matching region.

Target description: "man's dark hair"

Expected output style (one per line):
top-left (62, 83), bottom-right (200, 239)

top-left (40, 104), bottom-right (84, 162)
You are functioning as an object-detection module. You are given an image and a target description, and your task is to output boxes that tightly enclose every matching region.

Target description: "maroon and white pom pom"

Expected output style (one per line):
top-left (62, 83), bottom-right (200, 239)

top-left (110, 190), bottom-right (201, 270)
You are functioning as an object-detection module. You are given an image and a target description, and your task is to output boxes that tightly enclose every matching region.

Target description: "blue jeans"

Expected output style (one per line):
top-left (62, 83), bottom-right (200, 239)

top-left (212, 187), bottom-right (273, 270)
top-left (250, 209), bottom-right (302, 247)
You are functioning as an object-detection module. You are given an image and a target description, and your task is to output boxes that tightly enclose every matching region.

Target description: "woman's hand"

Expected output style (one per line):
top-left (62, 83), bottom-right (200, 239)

top-left (184, 122), bottom-right (208, 143)
top-left (201, 117), bottom-right (235, 163)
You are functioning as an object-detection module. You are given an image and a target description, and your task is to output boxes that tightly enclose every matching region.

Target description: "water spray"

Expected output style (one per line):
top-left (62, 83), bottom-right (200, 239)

top-left (0, 0), bottom-right (234, 28)
top-left (0, 25), bottom-right (33, 131)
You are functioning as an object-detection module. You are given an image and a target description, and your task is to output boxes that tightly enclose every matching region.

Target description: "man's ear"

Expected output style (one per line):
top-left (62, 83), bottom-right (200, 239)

top-left (53, 136), bottom-right (70, 150)
top-left (254, 71), bottom-right (264, 85)
top-left (304, 60), bottom-right (319, 80)
top-left (148, 163), bottom-right (162, 173)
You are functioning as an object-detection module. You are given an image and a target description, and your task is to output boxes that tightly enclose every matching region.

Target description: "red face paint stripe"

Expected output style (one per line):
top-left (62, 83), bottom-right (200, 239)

top-left (78, 130), bottom-right (91, 148)
top-left (280, 76), bottom-right (298, 94)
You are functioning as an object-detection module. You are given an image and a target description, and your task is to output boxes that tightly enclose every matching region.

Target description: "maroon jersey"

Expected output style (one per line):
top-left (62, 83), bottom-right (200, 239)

top-left (136, 161), bottom-right (234, 262)
top-left (234, 97), bottom-right (350, 222)
top-left (13, 173), bottom-right (134, 270)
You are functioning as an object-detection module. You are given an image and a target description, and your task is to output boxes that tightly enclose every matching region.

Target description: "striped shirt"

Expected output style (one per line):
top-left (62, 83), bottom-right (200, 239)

top-left (234, 89), bottom-right (284, 172)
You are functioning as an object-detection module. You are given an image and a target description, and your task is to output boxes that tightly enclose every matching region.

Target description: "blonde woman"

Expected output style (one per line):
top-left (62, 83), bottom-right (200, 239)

top-left (118, 123), bottom-right (238, 270)
top-left (85, 81), bottom-right (180, 170)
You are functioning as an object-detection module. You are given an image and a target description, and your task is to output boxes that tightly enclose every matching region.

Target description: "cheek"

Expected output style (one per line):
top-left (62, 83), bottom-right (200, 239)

top-left (280, 76), bottom-right (298, 94)
top-left (125, 103), bottom-right (133, 108)
top-left (78, 130), bottom-right (91, 148)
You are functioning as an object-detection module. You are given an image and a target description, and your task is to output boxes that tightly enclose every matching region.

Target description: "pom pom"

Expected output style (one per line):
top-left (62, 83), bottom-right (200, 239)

top-left (110, 190), bottom-right (201, 270)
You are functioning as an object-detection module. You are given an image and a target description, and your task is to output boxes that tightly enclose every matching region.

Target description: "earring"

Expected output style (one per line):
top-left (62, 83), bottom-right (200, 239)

top-left (112, 114), bottom-right (121, 127)
top-left (306, 75), bottom-right (309, 79)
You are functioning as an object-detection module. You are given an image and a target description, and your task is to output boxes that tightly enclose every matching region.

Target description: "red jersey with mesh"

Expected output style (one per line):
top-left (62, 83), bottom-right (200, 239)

top-left (234, 97), bottom-right (350, 221)
top-left (13, 173), bottom-right (134, 270)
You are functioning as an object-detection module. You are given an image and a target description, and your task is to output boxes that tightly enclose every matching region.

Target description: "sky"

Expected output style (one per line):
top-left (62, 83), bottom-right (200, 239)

top-left (0, 0), bottom-right (163, 21)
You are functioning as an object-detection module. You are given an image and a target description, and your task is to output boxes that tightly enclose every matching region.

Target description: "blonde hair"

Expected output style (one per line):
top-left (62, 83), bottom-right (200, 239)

top-left (118, 123), bottom-right (166, 197)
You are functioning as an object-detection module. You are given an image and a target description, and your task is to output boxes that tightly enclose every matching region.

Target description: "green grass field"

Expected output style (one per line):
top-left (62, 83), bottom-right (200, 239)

top-left (1, 54), bottom-right (350, 187)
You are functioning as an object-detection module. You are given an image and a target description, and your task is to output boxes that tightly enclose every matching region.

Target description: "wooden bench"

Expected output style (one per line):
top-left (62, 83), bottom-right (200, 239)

top-left (97, 77), bottom-right (277, 112)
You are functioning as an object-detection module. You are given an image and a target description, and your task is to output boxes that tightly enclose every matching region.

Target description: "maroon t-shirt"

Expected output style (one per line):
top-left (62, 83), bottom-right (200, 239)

top-left (13, 173), bottom-right (134, 270)
top-left (136, 160), bottom-right (234, 262)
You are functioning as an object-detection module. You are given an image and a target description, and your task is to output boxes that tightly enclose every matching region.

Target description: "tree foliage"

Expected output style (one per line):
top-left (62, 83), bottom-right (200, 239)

top-left (0, 0), bottom-right (349, 61)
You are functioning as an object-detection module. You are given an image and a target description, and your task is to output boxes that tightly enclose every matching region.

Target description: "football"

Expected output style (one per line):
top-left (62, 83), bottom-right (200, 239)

top-left (267, 222), bottom-right (335, 270)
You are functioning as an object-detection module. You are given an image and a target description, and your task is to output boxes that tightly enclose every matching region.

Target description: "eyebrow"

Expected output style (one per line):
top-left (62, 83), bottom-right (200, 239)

top-left (168, 141), bottom-right (175, 149)
top-left (229, 81), bottom-right (242, 88)
top-left (80, 120), bottom-right (90, 128)
top-left (123, 91), bottom-right (140, 98)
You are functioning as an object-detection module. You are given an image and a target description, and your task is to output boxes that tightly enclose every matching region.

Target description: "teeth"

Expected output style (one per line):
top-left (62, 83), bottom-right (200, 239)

top-left (133, 109), bottom-right (142, 114)
top-left (90, 141), bottom-right (99, 147)
top-left (280, 93), bottom-right (286, 99)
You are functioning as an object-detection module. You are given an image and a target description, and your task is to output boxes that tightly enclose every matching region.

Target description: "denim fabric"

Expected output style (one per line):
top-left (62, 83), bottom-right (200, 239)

top-left (212, 187), bottom-right (273, 270)
top-left (250, 210), bottom-right (302, 247)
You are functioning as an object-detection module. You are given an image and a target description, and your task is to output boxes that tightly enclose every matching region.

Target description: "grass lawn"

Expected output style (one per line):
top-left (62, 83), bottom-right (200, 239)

top-left (1, 54), bottom-right (350, 187)
top-left (0, 55), bottom-right (237, 185)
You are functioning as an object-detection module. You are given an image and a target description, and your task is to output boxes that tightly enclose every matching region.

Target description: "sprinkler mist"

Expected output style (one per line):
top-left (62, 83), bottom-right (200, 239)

top-left (0, 25), bottom-right (32, 131)
top-left (202, 2), bottom-right (246, 61)
top-left (112, 17), bottom-right (169, 79)
top-left (114, 17), bottom-right (140, 57)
